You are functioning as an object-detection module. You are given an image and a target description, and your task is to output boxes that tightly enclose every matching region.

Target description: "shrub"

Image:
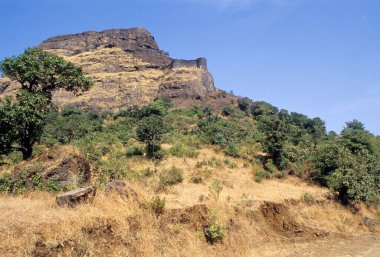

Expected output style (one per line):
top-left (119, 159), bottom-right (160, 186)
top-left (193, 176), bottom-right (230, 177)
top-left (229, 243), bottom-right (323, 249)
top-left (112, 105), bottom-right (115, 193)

top-left (158, 166), bottom-right (183, 190)
top-left (226, 143), bottom-right (240, 158)
top-left (190, 172), bottom-right (203, 184)
top-left (125, 146), bottom-right (144, 157)
top-left (204, 224), bottom-right (225, 244)
top-left (253, 166), bottom-right (270, 183)
top-left (209, 179), bottom-right (223, 200)
top-left (264, 159), bottom-right (278, 174)
top-left (223, 158), bottom-right (237, 169)
top-left (303, 193), bottom-right (315, 204)
top-left (148, 196), bottom-right (166, 216)
top-left (136, 115), bottom-right (165, 159)
top-left (170, 142), bottom-right (198, 158)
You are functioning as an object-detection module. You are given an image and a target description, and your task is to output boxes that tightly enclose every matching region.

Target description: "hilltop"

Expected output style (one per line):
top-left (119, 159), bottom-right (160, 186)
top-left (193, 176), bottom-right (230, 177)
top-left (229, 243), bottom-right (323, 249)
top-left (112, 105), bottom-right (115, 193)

top-left (0, 28), bottom-right (236, 110)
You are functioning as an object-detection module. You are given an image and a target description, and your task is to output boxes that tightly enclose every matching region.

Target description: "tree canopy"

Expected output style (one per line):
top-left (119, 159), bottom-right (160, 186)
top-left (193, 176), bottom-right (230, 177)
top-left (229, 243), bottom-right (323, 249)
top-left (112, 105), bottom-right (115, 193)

top-left (0, 48), bottom-right (93, 159)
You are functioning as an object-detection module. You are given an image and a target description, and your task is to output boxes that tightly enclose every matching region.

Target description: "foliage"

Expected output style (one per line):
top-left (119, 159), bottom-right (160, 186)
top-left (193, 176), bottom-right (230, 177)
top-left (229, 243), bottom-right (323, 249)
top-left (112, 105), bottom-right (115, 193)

top-left (253, 167), bottom-right (271, 183)
top-left (0, 163), bottom-right (62, 193)
top-left (136, 115), bottom-right (165, 159)
top-left (303, 193), bottom-right (316, 204)
top-left (125, 146), bottom-right (144, 157)
top-left (209, 179), bottom-right (223, 200)
top-left (0, 48), bottom-right (92, 97)
top-left (43, 106), bottom-right (103, 145)
top-left (0, 48), bottom-right (92, 159)
top-left (148, 196), bottom-right (166, 216)
top-left (0, 90), bottom-right (50, 159)
top-left (204, 224), bottom-right (225, 244)
top-left (158, 166), bottom-right (183, 190)
top-left (237, 97), bottom-right (252, 112)
top-left (251, 101), bottom-right (278, 117)
top-left (169, 142), bottom-right (199, 158)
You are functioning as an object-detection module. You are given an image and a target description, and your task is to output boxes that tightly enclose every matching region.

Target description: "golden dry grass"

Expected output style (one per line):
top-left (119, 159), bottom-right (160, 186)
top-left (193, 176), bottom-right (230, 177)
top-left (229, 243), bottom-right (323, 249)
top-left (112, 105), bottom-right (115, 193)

top-left (0, 147), bottom-right (379, 257)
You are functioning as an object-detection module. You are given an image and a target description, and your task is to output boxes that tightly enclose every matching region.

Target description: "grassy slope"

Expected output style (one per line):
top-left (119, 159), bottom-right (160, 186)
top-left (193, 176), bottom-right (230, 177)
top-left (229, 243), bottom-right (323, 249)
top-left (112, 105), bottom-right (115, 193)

top-left (0, 146), bottom-right (379, 257)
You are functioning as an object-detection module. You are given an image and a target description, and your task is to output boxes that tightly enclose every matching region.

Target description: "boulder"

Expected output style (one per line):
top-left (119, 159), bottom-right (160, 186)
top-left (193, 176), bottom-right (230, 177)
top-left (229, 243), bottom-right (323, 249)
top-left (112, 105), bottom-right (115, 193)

top-left (12, 146), bottom-right (91, 190)
top-left (105, 181), bottom-right (139, 201)
top-left (56, 186), bottom-right (96, 207)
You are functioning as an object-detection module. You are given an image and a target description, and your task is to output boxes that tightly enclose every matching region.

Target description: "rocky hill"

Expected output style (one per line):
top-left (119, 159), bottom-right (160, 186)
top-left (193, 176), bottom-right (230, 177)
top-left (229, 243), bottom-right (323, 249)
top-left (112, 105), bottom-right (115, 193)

top-left (0, 28), bottom-right (236, 110)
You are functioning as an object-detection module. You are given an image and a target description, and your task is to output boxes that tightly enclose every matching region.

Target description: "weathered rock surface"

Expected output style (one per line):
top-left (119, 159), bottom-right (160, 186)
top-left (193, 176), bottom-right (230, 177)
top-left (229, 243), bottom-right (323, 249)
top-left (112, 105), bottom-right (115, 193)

top-left (56, 186), bottom-right (97, 207)
top-left (12, 146), bottom-right (90, 189)
top-left (105, 181), bottom-right (140, 202)
top-left (0, 28), bottom-right (236, 110)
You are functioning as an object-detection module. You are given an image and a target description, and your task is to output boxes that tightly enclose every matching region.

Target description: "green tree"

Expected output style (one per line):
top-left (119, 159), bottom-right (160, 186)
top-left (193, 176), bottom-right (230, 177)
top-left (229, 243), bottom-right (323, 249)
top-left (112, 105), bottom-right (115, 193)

top-left (340, 120), bottom-right (374, 154)
top-left (251, 101), bottom-right (278, 118)
top-left (0, 91), bottom-right (49, 159)
top-left (1, 48), bottom-right (92, 98)
top-left (237, 97), bottom-right (252, 112)
top-left (257, 115), bottom-right (289, 169)
top-left (0, 48), bottom-right (92, 159)
top-left (136, 115), bottom-right (165, 158)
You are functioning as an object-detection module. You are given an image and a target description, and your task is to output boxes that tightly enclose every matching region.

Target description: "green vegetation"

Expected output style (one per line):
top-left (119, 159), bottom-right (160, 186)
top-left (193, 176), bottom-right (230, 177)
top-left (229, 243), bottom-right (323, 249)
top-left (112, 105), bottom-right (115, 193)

top-left (0, 62), bottom-right (378, 206)
top-left (204, 224), bottom-right (225, 244)
top-left (158, 166), bottom-right (184, 190)
top-left (136, 115), bottom-right (165, 159)
top-left (0, 48), bottom-right (92, 159)
top-left (148, 196), bottom-right (166, 216)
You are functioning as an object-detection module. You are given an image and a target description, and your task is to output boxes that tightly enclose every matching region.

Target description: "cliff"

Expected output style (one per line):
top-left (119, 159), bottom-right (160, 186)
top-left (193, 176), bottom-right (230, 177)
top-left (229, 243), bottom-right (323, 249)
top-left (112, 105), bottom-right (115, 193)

top-left (0, 28), bottom-right (236, 110)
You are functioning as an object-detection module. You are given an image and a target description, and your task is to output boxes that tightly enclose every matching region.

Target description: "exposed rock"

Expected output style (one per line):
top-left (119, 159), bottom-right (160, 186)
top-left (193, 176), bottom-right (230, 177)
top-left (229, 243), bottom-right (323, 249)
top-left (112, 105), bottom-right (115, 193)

top-left (105, 181), bottom-right (139, 201)
top-left (12, 146), bottom-right (90, 189)
top-left (0, 28), bottom-right (237, 111)
top-left (56, 186), bottom-right (97, 207)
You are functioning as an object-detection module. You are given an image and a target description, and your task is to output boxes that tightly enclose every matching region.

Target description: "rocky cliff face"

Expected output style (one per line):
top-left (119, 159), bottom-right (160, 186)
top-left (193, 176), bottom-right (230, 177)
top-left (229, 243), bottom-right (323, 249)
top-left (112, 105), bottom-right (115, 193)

top-left (0, 28), bottom-right (236, 110)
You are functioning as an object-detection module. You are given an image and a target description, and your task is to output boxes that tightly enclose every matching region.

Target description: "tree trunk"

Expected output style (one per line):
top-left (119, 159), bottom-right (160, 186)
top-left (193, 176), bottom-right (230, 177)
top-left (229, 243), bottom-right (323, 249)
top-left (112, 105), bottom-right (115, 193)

top-left (20, 139), bottom-right (33, 160)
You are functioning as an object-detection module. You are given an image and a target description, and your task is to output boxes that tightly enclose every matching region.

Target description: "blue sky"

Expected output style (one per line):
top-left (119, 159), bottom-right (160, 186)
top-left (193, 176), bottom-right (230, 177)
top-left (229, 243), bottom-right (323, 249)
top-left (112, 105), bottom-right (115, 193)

top-left (1, 0), bottom-right (379, 135)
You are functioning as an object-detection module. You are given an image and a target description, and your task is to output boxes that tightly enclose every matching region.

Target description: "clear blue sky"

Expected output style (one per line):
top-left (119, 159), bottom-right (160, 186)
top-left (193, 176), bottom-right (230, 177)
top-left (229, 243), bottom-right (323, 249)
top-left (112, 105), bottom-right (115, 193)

top-left (1, 0), bottom-right (379, 135)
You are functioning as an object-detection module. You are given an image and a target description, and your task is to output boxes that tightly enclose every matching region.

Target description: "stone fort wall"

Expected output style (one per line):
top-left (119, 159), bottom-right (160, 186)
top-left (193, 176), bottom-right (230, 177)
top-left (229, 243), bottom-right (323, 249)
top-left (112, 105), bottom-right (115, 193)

top-left (170, 57), bottom-right (207, 70)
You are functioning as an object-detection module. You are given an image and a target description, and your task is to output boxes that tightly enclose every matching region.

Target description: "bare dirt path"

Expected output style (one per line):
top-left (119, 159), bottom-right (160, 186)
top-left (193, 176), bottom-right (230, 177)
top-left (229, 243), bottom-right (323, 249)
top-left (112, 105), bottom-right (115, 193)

top-left (251, 234), bottom-right (380, 257)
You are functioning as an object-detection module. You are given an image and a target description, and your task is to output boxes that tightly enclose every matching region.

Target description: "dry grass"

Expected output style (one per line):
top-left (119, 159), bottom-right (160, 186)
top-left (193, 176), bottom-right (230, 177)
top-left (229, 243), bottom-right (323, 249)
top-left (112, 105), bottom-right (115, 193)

top-left (0, 147), bottom-right (379, 257)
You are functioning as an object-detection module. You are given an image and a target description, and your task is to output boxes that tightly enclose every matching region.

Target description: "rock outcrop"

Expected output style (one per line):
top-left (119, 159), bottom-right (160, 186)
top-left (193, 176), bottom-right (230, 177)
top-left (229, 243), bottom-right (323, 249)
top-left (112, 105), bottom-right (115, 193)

top-left (0, 28), bottom-right (236, 110)
top-left (56, 186), bottom-right (97, 207)
top-left (12, 146), bottom-right (91, 189)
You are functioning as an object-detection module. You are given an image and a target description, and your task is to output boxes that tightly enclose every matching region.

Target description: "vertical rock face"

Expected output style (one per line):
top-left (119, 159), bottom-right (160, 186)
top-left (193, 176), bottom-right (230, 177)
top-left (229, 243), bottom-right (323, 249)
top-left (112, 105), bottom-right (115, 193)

top-left (0, 28), bottom-right (235, 110)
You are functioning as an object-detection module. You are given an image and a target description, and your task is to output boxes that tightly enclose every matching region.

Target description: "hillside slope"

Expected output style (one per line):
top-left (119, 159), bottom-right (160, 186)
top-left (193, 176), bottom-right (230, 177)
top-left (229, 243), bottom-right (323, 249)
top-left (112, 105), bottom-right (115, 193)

top-left (0, 147), bottom-right (379, 257)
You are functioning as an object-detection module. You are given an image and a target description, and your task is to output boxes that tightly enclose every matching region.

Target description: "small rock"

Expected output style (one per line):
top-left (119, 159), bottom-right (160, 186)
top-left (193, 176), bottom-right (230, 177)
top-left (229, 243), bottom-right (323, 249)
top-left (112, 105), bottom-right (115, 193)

top-left (105, 181), bottom-right (127, 195)
top-left (56, 186), bottom-right (96, 207)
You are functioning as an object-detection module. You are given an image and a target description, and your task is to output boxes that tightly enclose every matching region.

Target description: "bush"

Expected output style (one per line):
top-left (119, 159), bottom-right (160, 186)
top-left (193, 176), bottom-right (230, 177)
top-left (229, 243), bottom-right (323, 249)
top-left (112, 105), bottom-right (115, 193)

top-left (0, 163), bottom-right (62, 193)
top-left (303, 193), bottom-right (315, 204)
top-left (148, 196), bottom-right (166, 216)
top-left (204, 224), bottom-right (225, 244)
top-left (209, 179), bottom-right (223, 200)
top-left (264, 159), bottom-right (279, 174)
top-left (225, 143), bottom-right (240, 158)
top-left (158, 166), bottom-right (183, 190)
top-left (253, 166), bottom-right (270, 183)
top-left (223, 158), bottom-right (237, 169)
top-left (190, 172), bottom-right (203, 184)
top-left (136, 115), bottom-right (165, 159)
top-left (170, 142), bottom-right (199, 158)
top-left (125, 146), bottom-right (144, 157)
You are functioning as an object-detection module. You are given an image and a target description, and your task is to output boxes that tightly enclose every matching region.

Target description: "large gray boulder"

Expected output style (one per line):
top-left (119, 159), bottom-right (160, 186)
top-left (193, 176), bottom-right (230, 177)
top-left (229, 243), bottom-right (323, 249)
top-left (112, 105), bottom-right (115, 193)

top-left (56, 186), bottom-right (96, 207)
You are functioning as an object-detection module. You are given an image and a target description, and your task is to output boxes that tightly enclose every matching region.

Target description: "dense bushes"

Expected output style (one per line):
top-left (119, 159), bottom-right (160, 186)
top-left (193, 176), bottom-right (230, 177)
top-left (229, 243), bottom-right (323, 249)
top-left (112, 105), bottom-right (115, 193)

top-left (0, 96), bottom-right (378, 205)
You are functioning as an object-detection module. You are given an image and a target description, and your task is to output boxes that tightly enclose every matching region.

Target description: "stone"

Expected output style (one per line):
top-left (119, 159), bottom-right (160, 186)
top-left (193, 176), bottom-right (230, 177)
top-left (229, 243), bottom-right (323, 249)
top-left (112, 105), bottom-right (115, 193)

top-left (105, 181), bottom-right (139, 201)
top-left (12, 146), bottom-right (91, 189)
top-left (105, 181), bottom-right (127, 195)
top-left (56, 186), bottom-right (97, 207)
top-left (0, 28), bottom-right (237, 111)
